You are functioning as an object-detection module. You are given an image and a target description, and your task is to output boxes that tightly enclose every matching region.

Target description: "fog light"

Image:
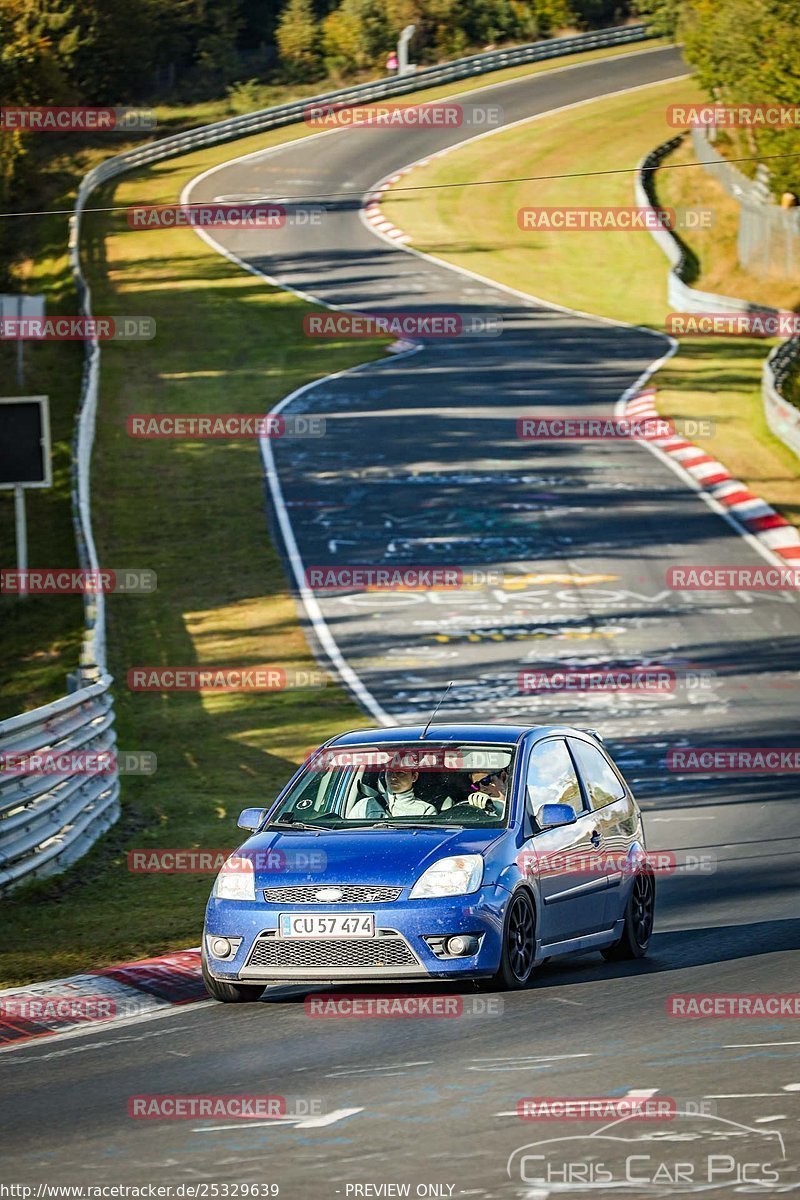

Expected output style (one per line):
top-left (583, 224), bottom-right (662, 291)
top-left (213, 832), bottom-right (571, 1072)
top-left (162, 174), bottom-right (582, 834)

top-left (210, 937), bottom-right (232, 959)
top-left (446, 935), bottom-right (478, 957)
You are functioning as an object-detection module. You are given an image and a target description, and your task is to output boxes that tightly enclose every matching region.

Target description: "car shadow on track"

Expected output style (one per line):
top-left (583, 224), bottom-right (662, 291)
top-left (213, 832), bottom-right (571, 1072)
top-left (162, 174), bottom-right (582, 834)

top-left (533, 915), bottom-right (800, 987)
top-left (257, 916), bottom-right (800, 1003)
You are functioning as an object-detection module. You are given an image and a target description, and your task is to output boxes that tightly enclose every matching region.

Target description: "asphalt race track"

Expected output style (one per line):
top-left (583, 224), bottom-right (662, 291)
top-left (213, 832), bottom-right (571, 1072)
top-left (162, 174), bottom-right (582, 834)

top-left (3, 45), bottom-right (799, 1199)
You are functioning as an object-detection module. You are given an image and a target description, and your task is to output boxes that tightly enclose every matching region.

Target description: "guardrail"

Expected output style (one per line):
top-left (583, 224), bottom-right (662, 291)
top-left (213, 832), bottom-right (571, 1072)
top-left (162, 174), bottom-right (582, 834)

top-left (0, 676), bottom-right (119, 891)
top-left (636, 136), bottom-right (800, 462)
top-left (636, 137), bottom-right (778, 317)
top-left (764, 339), bottom-right (800, 457)
top-left (1, 21), bottom-right (653, 893)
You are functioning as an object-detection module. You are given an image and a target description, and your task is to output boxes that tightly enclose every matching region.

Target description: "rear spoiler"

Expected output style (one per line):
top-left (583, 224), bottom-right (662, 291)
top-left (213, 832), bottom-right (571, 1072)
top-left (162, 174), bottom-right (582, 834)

top-left (584, 728), bottom-right (604, 743)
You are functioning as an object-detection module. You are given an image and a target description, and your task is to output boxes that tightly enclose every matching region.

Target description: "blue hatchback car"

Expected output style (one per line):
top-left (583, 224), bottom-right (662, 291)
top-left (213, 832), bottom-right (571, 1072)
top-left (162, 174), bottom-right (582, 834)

top-left (202, 723), bottom-right (655, 999)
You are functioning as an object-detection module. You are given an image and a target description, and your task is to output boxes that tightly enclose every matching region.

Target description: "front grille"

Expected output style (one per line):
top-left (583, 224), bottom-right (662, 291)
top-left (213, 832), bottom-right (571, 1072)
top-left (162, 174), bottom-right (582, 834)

top-left (262, 884), bottom-right (403, 904)
top-left (246, 931), bottom-right (418, 970)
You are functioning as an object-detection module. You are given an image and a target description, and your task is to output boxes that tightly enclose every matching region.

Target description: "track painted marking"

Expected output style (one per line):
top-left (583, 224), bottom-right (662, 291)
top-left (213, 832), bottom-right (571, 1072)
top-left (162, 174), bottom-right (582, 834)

top-left (325, 1060), bottom-right (433, 1078)
top-left (494, 1087), bottom-right (659, 1117)
top-left (723, 1042), bottom-right (800, 1049)
top-left (182, 57), bottom-right (690, 725)
top-left (360, 74), bottom-right (790, 579)
top-left (0, 1004), bottom-right (215, 1057)
top-left (469, 1053), bottom-right (593, 1072)
top-left (193, 1107), bottom-right (364, 1132)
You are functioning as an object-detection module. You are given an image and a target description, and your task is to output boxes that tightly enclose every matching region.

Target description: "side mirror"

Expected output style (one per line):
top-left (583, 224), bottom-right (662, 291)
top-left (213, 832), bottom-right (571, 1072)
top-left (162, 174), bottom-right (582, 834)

top-left (237, 807), bottom-right (266, 831)
top-left (537, 803), bottom-right (577, 829)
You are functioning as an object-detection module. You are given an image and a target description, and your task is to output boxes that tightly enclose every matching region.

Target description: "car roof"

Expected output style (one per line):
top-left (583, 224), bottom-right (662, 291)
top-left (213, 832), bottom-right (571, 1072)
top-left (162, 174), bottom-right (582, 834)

top-left (328, 723), bottom-right (537, 746)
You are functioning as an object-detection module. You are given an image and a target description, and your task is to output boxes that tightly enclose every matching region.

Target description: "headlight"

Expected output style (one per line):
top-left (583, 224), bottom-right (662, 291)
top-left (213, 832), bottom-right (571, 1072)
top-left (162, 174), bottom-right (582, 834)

top-left (214, 854), bottom-right (255, 901)
top-left (409, 854), bottom-right (484, 899)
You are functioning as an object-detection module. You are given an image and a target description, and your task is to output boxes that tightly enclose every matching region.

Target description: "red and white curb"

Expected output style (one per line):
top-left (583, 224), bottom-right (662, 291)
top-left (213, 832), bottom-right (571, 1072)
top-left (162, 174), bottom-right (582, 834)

top-left (0, 948), bottom-right (204, 1048)
top-left (363, 155), bottom-right (452, 244)
top-left (363, 173), bottom-right (410, 242)
top-left (626, 388), bottom-right (800, 562)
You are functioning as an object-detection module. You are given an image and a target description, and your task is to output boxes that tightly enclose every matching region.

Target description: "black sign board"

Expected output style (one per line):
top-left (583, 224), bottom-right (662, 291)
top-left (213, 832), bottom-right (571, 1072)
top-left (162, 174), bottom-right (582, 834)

top-left (0, 396), bottom-right (51, 488)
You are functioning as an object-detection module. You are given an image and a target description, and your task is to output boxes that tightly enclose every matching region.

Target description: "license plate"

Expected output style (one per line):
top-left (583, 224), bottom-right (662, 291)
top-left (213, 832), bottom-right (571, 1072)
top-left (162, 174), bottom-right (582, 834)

top-left (279, 912), bottom-right (375, 939)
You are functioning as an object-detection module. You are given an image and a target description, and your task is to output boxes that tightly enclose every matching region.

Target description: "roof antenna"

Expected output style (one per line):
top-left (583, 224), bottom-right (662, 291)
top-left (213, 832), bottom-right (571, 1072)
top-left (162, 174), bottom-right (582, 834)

top-left (421, 681), bottom-right (454, 740)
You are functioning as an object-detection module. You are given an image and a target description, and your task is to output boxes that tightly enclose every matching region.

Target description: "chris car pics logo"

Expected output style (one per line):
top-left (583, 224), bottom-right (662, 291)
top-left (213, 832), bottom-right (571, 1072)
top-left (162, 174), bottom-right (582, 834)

top-left (506, 1112), bottom-right (786, 1192)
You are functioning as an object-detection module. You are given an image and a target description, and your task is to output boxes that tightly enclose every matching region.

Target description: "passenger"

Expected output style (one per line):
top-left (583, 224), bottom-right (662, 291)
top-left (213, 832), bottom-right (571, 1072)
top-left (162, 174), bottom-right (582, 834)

top-left (349, 766), bottom-right (437, 819)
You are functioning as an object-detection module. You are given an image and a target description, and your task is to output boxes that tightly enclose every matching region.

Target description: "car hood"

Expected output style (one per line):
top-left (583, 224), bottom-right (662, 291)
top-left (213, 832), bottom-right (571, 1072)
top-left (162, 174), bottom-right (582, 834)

top-left (239, 826), bottom-right (504, 889)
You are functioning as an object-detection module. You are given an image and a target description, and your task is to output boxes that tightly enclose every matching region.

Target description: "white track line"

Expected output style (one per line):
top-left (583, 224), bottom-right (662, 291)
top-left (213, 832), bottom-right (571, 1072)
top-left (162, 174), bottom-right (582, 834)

top-left (361, 76), bottom-right (791, 576)
top-left (359, 75), bottom-right (690, 329)
top-left (181, 59), bottom-right (699, 722)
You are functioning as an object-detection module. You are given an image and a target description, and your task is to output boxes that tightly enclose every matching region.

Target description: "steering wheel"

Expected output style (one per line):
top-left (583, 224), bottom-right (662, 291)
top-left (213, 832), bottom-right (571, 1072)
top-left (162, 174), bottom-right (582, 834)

top-left (443, 801), bottom-right (501, 822)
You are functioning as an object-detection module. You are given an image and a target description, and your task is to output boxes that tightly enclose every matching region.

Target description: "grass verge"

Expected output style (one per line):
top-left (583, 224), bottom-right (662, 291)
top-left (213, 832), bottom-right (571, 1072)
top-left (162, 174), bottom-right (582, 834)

top-left (382, 77), bottom-right (800, 528)
top-left (0, 148), bottom-right (380, 986)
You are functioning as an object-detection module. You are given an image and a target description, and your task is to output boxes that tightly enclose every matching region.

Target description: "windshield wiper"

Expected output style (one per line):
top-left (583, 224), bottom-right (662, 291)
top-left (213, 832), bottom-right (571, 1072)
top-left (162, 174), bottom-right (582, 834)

top-left (365, 821), bottom-right (460, 831)
top-left (262, 818), bottom-right (323, 832)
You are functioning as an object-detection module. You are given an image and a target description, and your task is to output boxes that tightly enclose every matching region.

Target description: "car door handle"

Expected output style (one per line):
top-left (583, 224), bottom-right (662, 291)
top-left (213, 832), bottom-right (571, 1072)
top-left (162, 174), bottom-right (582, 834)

top-left (590, 829), bottom-right (601, 848)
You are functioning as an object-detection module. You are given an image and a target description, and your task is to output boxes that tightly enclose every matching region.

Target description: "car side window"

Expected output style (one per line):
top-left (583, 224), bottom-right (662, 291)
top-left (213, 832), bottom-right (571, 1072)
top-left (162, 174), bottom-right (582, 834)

top-left (287, 767), bottom-right (337, 817)
top-left (568, 739), bottom-right (626, 810)
top-left (525, 739), bottom-right (584, 820)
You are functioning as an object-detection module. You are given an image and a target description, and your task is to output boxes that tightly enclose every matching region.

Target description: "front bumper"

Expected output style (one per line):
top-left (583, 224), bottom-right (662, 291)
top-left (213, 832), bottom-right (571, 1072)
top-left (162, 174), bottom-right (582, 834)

top-left (204, 885), bottom-right (508, 982)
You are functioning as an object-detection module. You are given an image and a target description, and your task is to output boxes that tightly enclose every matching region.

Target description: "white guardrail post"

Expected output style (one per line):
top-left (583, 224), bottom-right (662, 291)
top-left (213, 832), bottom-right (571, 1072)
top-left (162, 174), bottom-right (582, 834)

top-left (0, 22), bottom-right (653, 892)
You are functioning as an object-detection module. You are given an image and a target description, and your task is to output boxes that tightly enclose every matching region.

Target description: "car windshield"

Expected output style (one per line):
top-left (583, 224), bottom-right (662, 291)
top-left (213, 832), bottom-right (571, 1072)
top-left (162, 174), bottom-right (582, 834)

top-left (269, 744), bottom-right (516, 829)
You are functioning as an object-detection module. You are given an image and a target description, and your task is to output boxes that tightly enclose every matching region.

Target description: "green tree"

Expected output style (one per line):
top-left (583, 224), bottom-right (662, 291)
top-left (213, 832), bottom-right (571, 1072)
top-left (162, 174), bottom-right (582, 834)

top-left (680, 0), bottom-right (800, 196)
top-left (321, 0), bottom-right (390, 75)
top-left (634, 0), bottom-right (683, 36)
top-left (0, 0), bottom-right (76, 200)
top-left (276, 0), bottom-right (322, 79)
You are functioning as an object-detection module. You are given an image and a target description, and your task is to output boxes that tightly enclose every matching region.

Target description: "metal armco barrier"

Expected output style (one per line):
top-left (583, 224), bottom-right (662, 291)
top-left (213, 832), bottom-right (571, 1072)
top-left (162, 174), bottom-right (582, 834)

top-left (636, 137), bottom-right (800, 461)
top-left (1, 22), bottom-right (652, 892)
top-left (0, 677), bottom-right (119, 891)
top-left (764, 339), bottom-right (800, 458)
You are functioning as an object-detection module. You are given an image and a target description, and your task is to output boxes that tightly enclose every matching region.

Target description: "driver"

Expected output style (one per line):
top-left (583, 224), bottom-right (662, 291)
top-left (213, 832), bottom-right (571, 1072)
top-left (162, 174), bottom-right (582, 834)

top-left (349, 766), bottom-right (437, 819)
top-left (466, 768), bottom-right (508, 817)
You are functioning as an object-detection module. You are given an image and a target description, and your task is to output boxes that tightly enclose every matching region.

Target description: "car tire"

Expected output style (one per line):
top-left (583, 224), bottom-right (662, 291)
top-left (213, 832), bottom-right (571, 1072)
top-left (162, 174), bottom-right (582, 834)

top-left (602, 870), bottom-right (655, 961)
top-left (494, 890), bottom-right (537, 990)
top-left (202, 948), bottom-right (265, 1003)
